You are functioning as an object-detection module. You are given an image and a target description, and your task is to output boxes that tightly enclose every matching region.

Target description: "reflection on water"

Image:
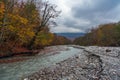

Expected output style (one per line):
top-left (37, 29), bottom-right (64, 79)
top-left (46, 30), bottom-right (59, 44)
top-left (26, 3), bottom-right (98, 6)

top-left (0, 46), bottom-right (82, 80)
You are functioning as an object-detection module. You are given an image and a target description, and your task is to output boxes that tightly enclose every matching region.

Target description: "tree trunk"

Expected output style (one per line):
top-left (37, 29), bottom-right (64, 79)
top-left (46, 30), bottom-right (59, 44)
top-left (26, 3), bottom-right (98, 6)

top-left (27, 27), bottom-right (41, 50)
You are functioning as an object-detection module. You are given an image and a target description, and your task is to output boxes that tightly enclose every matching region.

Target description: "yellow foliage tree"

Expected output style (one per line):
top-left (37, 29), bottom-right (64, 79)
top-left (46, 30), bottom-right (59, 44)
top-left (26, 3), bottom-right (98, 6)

top-left (96, 28), bottom-right (103, 45)
top-left (35, 32), bottom-right (54, 48)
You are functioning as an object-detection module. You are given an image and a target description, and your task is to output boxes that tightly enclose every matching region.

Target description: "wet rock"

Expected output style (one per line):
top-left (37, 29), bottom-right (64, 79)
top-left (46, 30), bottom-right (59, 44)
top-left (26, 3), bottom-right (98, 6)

top-left (106, 49), bottom-right (111, 52)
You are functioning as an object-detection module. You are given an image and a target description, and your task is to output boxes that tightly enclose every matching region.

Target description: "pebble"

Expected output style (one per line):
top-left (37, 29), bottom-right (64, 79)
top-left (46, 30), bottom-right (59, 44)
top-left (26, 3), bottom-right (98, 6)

top-left (23, 46), bottom-right (120, 80)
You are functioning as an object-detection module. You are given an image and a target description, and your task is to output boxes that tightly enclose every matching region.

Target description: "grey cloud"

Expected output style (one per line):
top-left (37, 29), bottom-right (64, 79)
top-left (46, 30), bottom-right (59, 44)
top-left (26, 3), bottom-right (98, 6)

top-left (50, 0), bottom-right (120, 33)
top-left (61, 0), bottom-right (119, 32)
top-left (63, 19), bottom-right (76, 27)
top-left (72, 0), bottom-right (120, 25)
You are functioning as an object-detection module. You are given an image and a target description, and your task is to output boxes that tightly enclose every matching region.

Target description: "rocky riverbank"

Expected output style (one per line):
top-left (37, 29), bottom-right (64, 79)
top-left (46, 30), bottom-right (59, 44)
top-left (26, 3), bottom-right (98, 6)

top-left (24, 46), bottom-right (120, 80)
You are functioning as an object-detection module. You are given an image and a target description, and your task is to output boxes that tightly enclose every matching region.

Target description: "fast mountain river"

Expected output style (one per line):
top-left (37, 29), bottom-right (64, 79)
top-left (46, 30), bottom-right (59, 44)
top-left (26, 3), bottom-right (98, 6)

top-left (0, 45), bottom-right (83, 80)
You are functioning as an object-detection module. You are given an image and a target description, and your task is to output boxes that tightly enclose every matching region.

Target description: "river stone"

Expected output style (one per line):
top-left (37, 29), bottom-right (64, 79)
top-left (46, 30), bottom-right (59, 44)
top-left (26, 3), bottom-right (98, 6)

top-left (20, 46), bottom-right (120, 80)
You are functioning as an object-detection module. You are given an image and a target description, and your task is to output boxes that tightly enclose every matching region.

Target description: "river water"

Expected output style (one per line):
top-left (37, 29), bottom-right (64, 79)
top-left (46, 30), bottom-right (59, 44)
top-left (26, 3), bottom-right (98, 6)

top-left (0, 46), bottom-right (82, 80)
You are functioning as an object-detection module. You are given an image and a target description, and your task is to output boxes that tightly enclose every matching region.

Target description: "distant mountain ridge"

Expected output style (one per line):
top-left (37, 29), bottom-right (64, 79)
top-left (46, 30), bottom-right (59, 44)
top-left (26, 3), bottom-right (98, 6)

top-left (55, 33), bottom-right (85, 40)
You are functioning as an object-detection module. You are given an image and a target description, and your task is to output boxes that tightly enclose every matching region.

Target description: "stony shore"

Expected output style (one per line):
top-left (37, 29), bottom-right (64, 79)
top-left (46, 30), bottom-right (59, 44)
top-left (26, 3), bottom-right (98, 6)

top-left (23, 46), bottom-right (120, 80)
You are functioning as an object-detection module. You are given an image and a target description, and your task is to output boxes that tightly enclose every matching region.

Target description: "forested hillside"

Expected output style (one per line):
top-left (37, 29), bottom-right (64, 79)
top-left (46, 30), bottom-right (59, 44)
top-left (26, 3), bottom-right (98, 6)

top-left (0, 0), bottom-right (70, 57)
top-left (74, 22), bottom-right (120, 46)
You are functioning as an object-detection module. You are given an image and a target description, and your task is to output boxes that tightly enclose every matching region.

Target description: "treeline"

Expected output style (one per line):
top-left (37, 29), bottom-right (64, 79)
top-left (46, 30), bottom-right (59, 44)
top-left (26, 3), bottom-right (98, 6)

top-left (51, 34), bottom-right (71, 45)
top-left (74, 22), bottom-right (120, 46)
top-left (0, 0), bottom-right (70, 57)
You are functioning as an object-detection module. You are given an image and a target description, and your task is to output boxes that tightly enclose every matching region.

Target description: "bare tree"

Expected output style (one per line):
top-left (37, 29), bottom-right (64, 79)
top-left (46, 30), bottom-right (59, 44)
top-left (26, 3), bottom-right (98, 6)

top-left (28, 1), bottom-right (61, 49)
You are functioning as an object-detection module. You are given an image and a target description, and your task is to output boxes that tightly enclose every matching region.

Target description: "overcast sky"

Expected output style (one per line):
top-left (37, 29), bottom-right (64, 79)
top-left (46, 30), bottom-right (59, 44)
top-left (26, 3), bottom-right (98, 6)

top-left (48, 0), bottom-right (120, 33)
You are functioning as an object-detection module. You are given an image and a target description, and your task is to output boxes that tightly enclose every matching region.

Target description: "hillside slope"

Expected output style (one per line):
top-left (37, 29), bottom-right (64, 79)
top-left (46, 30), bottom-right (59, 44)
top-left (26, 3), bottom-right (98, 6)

top-left (55, 33), bottom-right (85, 40)
top-left (74, 22), bottom-right (120, 46)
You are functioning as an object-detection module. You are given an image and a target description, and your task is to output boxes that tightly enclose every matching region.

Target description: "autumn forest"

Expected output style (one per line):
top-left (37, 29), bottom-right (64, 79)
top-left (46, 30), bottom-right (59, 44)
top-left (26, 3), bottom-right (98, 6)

top-left (0, 0), bottom-right (70, 57)
top-left (74, 22), bottom-right (120, 46)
